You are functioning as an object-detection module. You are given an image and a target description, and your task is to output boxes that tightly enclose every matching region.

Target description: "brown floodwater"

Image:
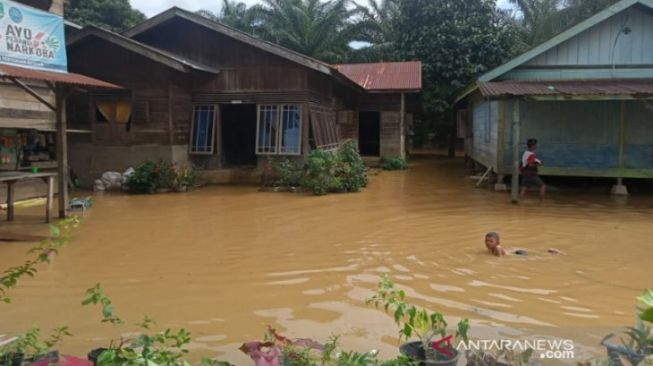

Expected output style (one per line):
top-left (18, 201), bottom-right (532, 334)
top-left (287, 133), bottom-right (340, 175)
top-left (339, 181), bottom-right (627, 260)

top-left (1, 156), bottom-right (652, 365)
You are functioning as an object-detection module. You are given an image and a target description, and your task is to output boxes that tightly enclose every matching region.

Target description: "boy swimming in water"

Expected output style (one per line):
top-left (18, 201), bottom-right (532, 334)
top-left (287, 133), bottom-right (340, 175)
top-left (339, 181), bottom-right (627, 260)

top-left (485, 232), bottom-right (506, 256)
top-left (485, 232), bottom-right (563, 257)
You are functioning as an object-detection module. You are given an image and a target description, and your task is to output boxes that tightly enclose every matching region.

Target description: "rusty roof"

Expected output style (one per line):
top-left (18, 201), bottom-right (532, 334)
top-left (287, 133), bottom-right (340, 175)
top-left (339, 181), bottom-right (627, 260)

top-left (0, 64), bottom-right (121, 89)
top-left (334, 62), bottom-right (422, 92)
top-left (479, 79), bottom-right (653, 98)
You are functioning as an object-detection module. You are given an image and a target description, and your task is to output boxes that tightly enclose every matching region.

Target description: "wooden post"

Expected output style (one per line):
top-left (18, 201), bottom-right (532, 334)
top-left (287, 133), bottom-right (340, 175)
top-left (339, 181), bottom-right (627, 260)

top-left (448, 107), bottom-right (456, 158)
top-left (511, 99), bottom-right (521, 204)
top-left (6, 181), bottom-right (14, 221)
top-left (56, 87), bottom-right (68, 219)
top-left (618, 101), bottom-right (626, 169)
top-left (46, 176), bottom-right (54, 223)
top-left (399, 93), bottom-right (406, 157)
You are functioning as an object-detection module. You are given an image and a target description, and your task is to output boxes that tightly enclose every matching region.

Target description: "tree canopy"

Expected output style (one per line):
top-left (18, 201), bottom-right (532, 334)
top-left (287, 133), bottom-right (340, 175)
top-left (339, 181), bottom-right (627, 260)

top-left (65, 0), bottom-right (146, 32)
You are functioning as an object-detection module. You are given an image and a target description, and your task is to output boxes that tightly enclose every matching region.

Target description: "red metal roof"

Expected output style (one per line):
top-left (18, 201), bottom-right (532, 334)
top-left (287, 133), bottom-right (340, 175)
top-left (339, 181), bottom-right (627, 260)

top-left (334, 62), bottom-right (422, 92)
top-left (0, 64), bottom-right (121, 89)
top-left (479, 79), bottom-right (653, 97)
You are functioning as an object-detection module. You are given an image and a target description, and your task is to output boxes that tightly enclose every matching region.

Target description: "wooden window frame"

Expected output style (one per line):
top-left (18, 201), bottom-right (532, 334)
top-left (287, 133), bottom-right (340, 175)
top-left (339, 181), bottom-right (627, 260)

top-left (256, 104), bottom-right (303, 156)
top-left (277, 104), bottom-right (303, 156)
top-left (189, 104), bottom-right (217, 155)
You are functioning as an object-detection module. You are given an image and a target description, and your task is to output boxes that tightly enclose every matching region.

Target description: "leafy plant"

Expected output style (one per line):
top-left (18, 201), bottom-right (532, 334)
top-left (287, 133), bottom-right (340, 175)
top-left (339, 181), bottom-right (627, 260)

top-left (300, 148), bottom-right (342, 195)
top-left (83, 284), bottom-right (192, 366)
top-left (1, 218), bottom-right (79, 304)
top-left (0, 325), bottom-right (72, 361)
top-left (335, 141), bottom-right (368, 192)
top-left (275, 159), bottom-right (302, 188)
top-left (174, 166), bottom-right (198, 190)
top-left (366, 274), bottom-right (469, 362)
top-left (380, 157), bottom-right (408, 171)
top-left (295, 141), bottom-right (367, 196)
top-left (639, 289), bottom-right (653, 324)
top-left (239, 327), bottom-right (418, 366)
top-left (125, 160), bottom-right (177, 194)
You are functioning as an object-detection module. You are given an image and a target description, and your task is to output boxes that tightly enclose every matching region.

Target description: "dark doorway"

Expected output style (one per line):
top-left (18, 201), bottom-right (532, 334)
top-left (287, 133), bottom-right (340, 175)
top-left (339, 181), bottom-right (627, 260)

top-left (359, 111), bottom-right (380, 156)
top-left (221, 104), bottom-right (257, 167)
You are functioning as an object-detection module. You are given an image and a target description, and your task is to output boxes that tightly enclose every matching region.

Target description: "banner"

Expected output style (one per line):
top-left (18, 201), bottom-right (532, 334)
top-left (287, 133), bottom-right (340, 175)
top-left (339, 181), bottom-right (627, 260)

top-left (0, 0), bottom-right (67, 72)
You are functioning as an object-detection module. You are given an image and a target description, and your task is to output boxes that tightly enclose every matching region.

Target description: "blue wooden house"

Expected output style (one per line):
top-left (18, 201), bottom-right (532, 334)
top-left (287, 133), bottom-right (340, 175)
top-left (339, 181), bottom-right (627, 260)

top-left (455, 0), bottom-right (653, 198)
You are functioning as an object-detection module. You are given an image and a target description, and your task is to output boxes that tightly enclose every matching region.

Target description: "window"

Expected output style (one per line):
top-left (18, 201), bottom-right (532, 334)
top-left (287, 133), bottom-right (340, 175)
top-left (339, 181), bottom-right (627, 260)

top-left (309, 108), bottom-right (338, 150)
top-left (95, 101), bottom-right (132, 123)
top-left (280, 105), bottom-right (301, 154)
top-left (256, 104), bottom-right (302, 155)
top-left (257, 105), bottom-right (279, 154)
top-left (190, 105), bottom-right (216, 154)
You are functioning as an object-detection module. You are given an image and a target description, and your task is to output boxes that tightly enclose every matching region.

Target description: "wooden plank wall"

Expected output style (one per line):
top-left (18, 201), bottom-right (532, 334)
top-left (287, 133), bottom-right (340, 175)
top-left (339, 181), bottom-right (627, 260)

top-left (470, 100), bottom-right (499, 169)
top-left (502, 100), bottom-right (620, 171)
top-left (67, 38), bottom-right (192, 146)
top-left (0, 81), bottom-right (55, 130)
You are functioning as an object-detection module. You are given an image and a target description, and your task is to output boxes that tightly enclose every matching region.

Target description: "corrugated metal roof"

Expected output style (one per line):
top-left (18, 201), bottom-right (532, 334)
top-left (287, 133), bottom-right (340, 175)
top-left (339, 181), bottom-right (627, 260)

top-left (479, 79), bottom-right (653, 97)
top-left (334, 62), bottom-right (422, 92)
top-left (0, 64), bottom-right (121, 89)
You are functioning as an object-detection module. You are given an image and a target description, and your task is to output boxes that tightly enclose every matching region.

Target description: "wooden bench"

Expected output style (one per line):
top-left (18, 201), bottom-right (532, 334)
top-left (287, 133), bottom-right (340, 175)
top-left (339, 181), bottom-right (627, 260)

top-left (0, 172), bottom-right (57, 223)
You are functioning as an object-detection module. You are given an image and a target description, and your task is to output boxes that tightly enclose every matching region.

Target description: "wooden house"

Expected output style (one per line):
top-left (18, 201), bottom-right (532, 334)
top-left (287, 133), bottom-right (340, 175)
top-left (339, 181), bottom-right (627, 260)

top-left (65, 8), bottom-right (421, 185)
top-left (455, 0), bottom-right (653, 197)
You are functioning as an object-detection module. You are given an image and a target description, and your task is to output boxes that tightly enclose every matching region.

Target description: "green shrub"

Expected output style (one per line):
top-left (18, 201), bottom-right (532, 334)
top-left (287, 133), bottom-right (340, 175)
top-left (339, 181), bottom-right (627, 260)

top-left (275, 159), bottom-right (302, 187)
top-left (300, 149), bottom-right (342, 195)
top-left (299, 141), bottom-right (367, 196)
top-left (381, 156), bottom-right (408, 170)
top-left (126, 160), bottom-right (176, 194)
top-left (336, 140), bottom-right (368, 192)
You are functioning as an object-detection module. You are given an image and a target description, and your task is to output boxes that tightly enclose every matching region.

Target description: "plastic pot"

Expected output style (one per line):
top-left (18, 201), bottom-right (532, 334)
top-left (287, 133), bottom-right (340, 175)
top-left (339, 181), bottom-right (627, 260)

top-left (0, 352), bottom-right (24, 366)
top-left (87, 348), bottom-right (109, 366)
top-left (400, 341), bottom-right (460, 366)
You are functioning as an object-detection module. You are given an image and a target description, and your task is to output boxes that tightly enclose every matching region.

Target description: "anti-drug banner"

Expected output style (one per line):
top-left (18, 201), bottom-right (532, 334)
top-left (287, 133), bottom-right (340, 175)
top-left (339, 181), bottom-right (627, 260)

top-left (0, 0), bottom-right (67, 72)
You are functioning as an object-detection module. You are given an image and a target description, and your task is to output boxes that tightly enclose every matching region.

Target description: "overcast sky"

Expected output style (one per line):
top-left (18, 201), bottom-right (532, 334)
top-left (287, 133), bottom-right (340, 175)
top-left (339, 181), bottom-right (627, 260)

top-left (130, 0), bottom-right (513, 18)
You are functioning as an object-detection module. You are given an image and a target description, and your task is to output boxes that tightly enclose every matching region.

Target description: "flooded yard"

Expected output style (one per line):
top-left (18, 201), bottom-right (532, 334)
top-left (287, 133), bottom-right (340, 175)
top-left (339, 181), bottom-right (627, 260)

top-left (1, 156), bottom-right (652, 364)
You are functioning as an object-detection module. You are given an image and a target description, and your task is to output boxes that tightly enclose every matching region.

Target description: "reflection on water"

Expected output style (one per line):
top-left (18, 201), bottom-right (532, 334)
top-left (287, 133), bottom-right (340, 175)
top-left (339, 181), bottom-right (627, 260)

top-left (1, 156), bottom-right (652, 364)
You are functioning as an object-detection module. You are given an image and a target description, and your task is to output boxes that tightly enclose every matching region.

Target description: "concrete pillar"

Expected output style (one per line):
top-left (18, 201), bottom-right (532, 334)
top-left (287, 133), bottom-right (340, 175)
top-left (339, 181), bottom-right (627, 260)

top-left (611, 177), bottom-right (629, 196)
top-left (495, 174), bottom-right (507, 192)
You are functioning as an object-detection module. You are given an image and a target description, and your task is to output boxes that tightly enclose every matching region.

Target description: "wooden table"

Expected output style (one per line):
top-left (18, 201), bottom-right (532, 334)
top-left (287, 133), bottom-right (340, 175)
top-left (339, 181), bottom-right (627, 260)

top-left (0, 171), bottom-right (57, 223)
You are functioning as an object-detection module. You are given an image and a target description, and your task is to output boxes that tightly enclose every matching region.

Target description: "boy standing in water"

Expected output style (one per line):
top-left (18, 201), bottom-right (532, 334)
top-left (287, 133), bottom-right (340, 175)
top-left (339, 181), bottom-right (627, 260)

top-left (520, 139), bottom-right (546, 201)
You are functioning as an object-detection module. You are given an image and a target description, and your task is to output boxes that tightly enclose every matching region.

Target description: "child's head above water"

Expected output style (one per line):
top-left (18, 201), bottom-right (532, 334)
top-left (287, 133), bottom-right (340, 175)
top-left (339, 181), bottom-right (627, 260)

top-left (485, 232), bottom-right (500, 251)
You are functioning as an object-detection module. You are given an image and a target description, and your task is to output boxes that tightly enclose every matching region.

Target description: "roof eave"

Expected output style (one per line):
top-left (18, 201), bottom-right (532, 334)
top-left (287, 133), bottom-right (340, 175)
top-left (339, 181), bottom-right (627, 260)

top-left (68, 26), bottom-right (219, 75)
top-left (124, 8), bottom-right (334, 76)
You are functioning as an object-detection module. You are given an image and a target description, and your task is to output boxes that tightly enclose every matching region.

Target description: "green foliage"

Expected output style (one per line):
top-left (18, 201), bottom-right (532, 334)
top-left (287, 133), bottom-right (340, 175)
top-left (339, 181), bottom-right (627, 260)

top-left (275, 159), bottom-right (303, 187)
top-left (125, 160), bottom-right (177, 194)
top-left (197, 0), bottom-right (257, 33)
top-left (0, 325), bottom-right (72, 360)
top-left (509, 0), bottom-right (619, 48)
top-left (83, 285), bottom-right (192, 366)
top-left (175, 166), bottom-right (198, 189)
top-left (1, 218), bottom-right (79, 304)
top-left (82, 284), bottom-right (124, 325)
top-left (367, 274), bottom-right (469, 361)
top-left (65, 0), bottom-right (146, 32)
top-left (395, 0), bottom-right (520, 147)
top-left (298, 142), bottom-right (368, 196)
top-left (639, 289), bottom-right (653, 323)
top-left (248, 0), bottom-right (369, 63)
top-left (380, 156), bottom-right (408, 171)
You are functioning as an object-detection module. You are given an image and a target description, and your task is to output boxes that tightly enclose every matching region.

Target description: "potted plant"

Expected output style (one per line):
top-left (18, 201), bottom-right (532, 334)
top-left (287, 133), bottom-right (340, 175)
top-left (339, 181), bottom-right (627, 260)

top-left (174, 166), bottom-right (197, 192)
top-left (0, 326), bottom-right (70, 366)
top-left (82, 284), bottom-right (193, 366)
top-left (367, 274), bottom-right (469, 366)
